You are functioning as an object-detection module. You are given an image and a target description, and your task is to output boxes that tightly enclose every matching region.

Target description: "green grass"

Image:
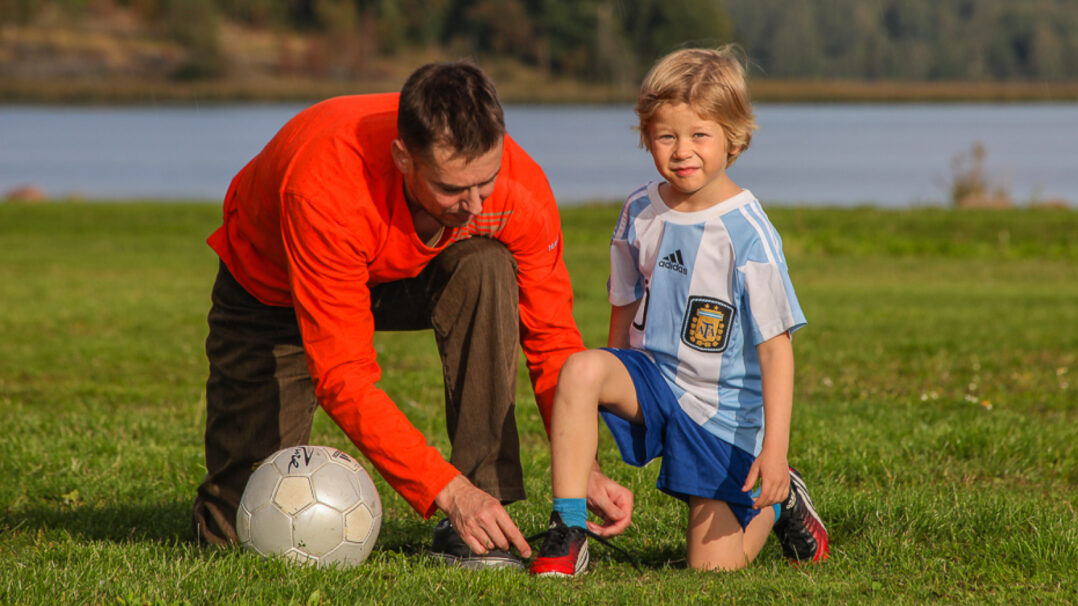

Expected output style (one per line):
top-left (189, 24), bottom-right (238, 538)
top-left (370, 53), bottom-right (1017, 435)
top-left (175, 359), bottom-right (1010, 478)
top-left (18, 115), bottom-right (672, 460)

top-left (1, 201), bottom-right (1076, 605)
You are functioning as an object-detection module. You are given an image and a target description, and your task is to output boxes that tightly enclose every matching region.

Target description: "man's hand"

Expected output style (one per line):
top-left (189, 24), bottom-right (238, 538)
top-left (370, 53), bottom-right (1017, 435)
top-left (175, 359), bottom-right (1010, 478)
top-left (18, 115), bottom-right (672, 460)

top-left (585, 464), bottom-right (634, 537)
top-left (742, 448), bottom-right (790, 510)
top-left (433, 474), bottom-right (532, 558)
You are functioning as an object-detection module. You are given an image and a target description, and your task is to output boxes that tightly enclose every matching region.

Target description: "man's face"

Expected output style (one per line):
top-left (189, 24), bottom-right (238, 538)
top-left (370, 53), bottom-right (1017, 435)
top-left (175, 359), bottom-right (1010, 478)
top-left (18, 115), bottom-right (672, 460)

top-left (393, 139), bottom-right (503, 228)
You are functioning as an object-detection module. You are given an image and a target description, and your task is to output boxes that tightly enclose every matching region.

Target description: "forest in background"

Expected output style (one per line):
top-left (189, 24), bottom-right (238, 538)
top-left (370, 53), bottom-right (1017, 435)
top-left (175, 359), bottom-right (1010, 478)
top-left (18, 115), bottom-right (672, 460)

top-left (2, 0), bottom-right (1078, 102)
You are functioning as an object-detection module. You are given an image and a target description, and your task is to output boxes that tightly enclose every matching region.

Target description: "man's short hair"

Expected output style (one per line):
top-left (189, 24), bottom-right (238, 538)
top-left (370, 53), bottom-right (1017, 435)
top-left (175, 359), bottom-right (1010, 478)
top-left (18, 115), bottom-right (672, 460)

top-left (635, 46), bottom-right (757, 167)
top-left (397, 61), bottom-right (506, 161)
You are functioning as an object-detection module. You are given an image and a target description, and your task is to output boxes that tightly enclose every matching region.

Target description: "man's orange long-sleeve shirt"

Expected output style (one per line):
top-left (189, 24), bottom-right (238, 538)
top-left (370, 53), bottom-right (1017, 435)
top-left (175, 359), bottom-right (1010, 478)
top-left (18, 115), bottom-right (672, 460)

top-left (207, 93), bottom-right (585, 517)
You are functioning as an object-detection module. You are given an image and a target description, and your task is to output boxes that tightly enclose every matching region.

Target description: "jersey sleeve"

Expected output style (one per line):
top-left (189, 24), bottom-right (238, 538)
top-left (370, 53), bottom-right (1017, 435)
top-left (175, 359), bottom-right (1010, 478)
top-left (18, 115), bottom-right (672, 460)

top-left (608, 196), bottom-right (645, 306)
top-left (731, 202), bottom-right (807, 345)
top-left (280, 190), bottom-right (459, 518)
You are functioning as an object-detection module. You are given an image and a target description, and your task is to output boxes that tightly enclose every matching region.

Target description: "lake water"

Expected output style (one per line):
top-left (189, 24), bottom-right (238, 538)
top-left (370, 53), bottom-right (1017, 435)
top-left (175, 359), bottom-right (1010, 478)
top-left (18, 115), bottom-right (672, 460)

top-left (2, 102), bottom-right (1076, 207)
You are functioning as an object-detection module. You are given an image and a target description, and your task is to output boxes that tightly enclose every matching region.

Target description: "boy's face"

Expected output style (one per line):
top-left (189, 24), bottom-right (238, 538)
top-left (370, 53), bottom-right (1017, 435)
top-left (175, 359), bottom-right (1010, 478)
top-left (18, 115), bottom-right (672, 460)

top-left (646, 102), bottom-right (740, 208)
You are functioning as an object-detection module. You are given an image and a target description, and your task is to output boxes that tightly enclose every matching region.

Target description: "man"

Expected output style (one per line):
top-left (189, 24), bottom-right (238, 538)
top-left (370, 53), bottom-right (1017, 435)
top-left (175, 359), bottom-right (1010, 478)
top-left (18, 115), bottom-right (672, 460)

top-left (192, 61), bottom-right (633, 568)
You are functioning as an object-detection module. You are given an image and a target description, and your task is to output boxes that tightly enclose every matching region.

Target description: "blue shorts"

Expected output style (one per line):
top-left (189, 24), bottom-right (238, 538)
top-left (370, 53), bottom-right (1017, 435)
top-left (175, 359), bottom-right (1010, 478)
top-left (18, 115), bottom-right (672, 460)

top-left (599, 348), bottom-right (762, 529)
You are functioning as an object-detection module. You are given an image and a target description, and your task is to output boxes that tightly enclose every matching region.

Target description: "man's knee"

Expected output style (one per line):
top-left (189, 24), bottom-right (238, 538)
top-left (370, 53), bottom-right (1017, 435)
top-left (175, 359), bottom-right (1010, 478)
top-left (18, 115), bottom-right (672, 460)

top-left (431, 239), bottom-right (518, 331)
top-left (439, 238), bottom-right (517, 287)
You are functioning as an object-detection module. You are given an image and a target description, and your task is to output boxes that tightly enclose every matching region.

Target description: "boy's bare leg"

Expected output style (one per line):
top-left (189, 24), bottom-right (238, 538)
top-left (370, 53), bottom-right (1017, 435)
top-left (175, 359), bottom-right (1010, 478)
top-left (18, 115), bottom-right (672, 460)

top-left (532, 349), bottom-right (640, 577)
top-left (687, 496), bottom-right (775, 571)
top-left (550, 350), bottom-right (641, 499)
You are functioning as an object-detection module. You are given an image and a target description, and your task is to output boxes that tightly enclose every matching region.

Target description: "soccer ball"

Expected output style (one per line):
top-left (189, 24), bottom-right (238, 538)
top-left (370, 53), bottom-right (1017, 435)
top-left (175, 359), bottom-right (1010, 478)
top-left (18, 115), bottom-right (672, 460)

top-left (237, 445), bottom-right (382, 567)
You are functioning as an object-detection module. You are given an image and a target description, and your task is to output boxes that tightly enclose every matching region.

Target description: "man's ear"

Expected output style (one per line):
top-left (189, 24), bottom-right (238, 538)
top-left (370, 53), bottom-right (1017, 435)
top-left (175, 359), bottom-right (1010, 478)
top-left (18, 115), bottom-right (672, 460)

top-left (391, 138), bottom-right (412, 174)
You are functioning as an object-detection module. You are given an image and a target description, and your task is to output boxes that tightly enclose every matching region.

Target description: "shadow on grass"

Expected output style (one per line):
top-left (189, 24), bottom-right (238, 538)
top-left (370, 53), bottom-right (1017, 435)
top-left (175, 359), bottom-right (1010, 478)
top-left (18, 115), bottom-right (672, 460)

top-left (2, 500), bottom-right (439, 558)
top-left (3, 500), bottom-right (195, 544)
top-left (623, 544), bottom-right (688, 571)
top-left (3, 502), bottom-right (704, 570)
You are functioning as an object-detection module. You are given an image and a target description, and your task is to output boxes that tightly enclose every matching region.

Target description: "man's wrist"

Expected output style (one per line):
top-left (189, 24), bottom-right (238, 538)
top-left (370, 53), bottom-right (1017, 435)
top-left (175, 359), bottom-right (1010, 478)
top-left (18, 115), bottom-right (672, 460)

top-left (433, 473), bottom-right (466, 511)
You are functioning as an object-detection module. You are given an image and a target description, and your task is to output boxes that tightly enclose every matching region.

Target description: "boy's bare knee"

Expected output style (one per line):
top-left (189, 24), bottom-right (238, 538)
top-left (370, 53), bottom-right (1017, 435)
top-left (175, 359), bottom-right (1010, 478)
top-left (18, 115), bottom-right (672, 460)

top-left (687, 539), bottom-right (751, 571)
top-left (559, 350), bottom-right (609, 391)
top-left (690, 554), bottom-right (749, 572)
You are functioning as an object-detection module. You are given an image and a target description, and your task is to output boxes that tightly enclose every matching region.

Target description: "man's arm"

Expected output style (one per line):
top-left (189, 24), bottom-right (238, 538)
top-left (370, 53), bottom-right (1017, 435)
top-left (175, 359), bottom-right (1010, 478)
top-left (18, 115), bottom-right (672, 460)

top-left (280, 192), bottom-right (464, 518)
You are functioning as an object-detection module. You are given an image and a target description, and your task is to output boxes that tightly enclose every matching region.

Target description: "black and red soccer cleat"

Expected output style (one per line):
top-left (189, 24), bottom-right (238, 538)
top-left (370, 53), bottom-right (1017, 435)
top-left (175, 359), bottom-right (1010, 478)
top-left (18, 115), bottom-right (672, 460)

top-left (772, 467), bottom-right (830, 564)
top-left (529, 512), bottom-right (590, 577)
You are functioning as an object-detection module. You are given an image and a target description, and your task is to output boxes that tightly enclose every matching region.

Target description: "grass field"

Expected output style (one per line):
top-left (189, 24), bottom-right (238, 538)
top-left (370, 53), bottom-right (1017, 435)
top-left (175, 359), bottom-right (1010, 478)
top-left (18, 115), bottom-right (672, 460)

top-left (1, 202), bottom-right (1076, 605)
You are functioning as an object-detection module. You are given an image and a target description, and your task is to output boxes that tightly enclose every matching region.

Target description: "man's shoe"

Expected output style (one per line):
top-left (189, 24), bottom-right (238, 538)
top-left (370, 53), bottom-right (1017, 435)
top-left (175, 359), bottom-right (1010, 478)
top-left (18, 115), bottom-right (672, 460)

top-left (528, 512), bottom-right (589, 577)
top-left (772, 467), bottom-right (830, 563)
top-left (429, 518), bottom-right (524, 570)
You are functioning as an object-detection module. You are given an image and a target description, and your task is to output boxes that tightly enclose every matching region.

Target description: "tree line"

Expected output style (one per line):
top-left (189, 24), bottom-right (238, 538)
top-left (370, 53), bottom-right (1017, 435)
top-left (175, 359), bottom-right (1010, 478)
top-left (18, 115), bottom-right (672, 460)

top-left (3, 0), bottom-right (1076, 83)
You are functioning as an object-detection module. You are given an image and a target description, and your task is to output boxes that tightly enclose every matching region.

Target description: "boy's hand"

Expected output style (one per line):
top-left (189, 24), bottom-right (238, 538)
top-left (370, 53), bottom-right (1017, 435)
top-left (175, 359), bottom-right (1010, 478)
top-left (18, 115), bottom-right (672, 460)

top-left (742, 450), bottom-right (791, 510)
top-left (586, 465), bottom-right (634, 537)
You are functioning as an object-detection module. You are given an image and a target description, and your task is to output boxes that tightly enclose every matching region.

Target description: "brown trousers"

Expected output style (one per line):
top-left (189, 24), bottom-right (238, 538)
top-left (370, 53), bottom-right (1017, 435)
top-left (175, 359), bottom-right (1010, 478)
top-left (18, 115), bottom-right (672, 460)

top-left (192, 238), bottom-right (523, 545)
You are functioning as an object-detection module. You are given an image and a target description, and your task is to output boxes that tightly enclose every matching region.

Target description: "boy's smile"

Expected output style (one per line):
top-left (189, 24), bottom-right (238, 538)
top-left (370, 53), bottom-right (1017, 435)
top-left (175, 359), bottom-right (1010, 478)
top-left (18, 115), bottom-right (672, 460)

top-left (647, 102), bottom-right (741, 211)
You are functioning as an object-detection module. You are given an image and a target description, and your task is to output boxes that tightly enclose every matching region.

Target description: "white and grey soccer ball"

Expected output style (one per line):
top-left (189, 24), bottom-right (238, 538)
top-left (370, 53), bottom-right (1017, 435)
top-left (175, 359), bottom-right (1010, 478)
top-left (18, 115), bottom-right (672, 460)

top-left (237, 445), bottom-right (382, 567)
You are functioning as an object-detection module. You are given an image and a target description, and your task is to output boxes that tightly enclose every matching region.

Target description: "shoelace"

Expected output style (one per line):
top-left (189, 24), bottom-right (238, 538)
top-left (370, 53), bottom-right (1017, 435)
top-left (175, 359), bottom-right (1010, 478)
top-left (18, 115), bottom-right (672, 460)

top-left (525, 526), bottom-right (641, 572)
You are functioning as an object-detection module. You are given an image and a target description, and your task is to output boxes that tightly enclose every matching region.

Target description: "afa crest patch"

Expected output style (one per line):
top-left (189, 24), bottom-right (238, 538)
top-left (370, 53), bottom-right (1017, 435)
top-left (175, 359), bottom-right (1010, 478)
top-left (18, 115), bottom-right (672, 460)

top-left (681, 296), bottom-right (735, 353)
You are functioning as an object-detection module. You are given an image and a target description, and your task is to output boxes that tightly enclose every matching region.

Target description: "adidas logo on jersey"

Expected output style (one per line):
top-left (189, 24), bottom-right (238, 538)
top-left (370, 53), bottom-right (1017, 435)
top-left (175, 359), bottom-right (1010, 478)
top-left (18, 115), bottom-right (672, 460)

top-left (658, 249), bottom-right (688, 274)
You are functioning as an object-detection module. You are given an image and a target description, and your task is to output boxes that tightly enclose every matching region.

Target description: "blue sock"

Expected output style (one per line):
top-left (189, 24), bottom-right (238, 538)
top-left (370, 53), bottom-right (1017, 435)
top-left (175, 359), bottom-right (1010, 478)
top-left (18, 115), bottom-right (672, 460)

top-left (553, 497), bottom-right (587, 529)
top-left (751, 486), bottom-right (783, 522)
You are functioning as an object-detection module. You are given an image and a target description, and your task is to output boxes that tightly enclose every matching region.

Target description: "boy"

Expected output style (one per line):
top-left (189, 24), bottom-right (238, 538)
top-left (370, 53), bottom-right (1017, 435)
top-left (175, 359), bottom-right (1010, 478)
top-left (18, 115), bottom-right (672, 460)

top-left (529, 47), bottom-right (829, 576)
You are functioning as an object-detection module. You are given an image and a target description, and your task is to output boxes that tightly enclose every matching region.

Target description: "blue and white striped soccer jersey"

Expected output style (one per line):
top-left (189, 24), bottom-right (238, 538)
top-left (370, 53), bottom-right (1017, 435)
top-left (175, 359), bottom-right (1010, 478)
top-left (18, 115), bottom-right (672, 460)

top-left (608, 183), bottom-right (806, 456)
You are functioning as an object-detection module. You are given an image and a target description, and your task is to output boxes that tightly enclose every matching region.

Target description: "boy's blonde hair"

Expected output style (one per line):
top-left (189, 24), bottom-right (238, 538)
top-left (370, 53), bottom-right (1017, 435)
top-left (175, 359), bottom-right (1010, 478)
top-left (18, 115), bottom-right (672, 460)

top-left (635, 46), bottom-right (757, 167)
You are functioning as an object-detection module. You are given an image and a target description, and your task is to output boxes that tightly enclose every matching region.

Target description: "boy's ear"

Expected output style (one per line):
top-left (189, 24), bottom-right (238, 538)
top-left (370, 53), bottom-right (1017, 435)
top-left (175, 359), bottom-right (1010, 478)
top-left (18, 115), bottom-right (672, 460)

top-left (391, 139), bottom-right (413, 174)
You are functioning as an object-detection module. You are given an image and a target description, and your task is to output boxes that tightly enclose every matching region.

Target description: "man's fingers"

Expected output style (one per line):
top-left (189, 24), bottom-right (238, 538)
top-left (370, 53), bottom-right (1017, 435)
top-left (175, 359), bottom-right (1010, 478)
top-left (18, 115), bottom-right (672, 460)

top-left (483, 504), bottom-right (531, 557)
top-left (480, 517), bottom-right (511, 551)
top-left (470, 523), bottom-right (502, 553)
top-left (498, 516), bottom-right (532, 558)
top-left (463, 533), bottom-right (489, 555)
top-left (477, 515), bottom-right (530, 557)
top-left (457, 524), bottom-right (498, 554)
top-left (455, 504), bottom-right (531, 558)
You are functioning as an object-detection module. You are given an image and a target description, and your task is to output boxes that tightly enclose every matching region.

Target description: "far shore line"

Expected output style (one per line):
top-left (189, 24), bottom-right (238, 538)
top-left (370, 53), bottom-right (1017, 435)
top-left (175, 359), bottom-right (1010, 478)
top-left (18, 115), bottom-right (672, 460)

top-left (3, 77), bottom-right (1078, 105)
top-left (5, 197), bottom-right (1076, 212)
